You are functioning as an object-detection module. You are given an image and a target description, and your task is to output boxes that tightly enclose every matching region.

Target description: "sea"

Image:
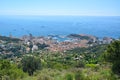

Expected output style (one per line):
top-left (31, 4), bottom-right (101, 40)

top-left (0, 16), bottom-right (120, 38)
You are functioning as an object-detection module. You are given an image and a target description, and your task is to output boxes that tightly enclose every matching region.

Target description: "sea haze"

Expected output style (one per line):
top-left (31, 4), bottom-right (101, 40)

top-left (0, 16), bottom-right (120, 38)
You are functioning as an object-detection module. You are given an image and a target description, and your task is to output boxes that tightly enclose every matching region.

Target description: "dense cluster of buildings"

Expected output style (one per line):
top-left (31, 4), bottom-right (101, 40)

top-left (0, 34), bottom-right (115, 55)
top-left (21, 34), bottom-right (114, 52)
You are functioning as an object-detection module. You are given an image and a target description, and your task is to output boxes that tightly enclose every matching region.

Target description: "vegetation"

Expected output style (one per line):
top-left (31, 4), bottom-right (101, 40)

top-left (36, 43), bottom-right (49, 49)
top-left (21, 56), bottom-right (41, 76)
top-left (0, 37), bottom-right (120, 80)
top-left (104, 40), bottom-right (120, 75)
top-left (0, 35), bottom-right (22, 43)
top-left (0, 60), bottom-right (26, 80)
top-left (67, 34), bottom-right (93, 40)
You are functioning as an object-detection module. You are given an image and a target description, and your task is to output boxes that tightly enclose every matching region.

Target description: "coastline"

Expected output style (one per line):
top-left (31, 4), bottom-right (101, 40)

top-left (0, 16), bottom-right (120, 38)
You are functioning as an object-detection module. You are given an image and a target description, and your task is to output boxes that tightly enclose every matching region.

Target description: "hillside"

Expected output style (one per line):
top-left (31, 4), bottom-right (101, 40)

top-left (0, 36), bottom-right (22, 43)
top-left (0, 35), bottom-right (120, 80)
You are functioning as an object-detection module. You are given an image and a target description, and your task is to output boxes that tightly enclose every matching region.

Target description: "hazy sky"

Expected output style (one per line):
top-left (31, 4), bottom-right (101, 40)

top-left (0, 0), bottom-right (120, 16)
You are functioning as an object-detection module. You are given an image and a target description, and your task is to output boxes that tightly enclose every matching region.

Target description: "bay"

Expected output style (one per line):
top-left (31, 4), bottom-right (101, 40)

top-left (0, 16), bottom-right (120, 38)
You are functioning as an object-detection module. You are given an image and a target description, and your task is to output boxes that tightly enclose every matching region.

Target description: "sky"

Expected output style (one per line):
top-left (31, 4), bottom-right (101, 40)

top-left (0, 0), bottom-right (120, 16)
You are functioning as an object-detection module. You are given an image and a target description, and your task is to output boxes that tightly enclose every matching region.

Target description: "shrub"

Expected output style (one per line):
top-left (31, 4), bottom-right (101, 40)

top-left (105, 40), bottom-right (120, 75)
top-left (37, 75), bottom-right (51, 80)
top-left (85, 64), bottom-right (99, 71)
top-left (75, 61), bottom-right (85, 68)
top-left (65, 74), bottom-right (73, 80)
top-left (0, 60), bottom-right (26, 80)
top-left (21, 56), bottom-right (41, 76)
top-left (75, 71), bottom-right (85, 80)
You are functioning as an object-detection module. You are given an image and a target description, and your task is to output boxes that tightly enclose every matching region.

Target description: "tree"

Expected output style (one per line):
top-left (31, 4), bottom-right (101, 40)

top-left (21, 56), bottom-right (41, 76)
top-left (105, 40), bottom-right (120, 75)
top-left (0, 60), bottom-right (26, 80)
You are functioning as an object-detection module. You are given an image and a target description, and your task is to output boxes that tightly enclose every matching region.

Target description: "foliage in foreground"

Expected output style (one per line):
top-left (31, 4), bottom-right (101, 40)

top-left (22, 65), bottom-right (117, 80)
top-left (104, 40), bottom-right (120, 75)
top-left (0, 60), bottom-right (26, 80)
top-left (21, 56), bottom-right (41, 76)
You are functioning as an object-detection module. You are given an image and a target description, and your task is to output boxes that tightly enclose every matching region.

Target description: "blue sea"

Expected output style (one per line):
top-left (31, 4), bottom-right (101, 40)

top-left (0, 16), bottom-right (120, 38)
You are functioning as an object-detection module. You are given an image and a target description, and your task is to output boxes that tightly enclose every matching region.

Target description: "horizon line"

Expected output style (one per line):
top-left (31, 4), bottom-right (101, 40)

top-left (0, 14), bottom-right (120, 17)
